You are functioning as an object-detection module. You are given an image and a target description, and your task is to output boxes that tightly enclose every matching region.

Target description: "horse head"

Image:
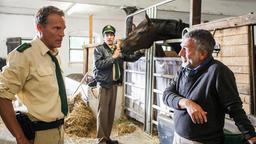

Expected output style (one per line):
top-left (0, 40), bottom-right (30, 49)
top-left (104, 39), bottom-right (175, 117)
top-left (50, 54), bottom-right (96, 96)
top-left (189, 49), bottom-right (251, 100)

top-left (121, 14), bottom-right (156, 54)
top-left (121, 14), bottom-right (189, 55)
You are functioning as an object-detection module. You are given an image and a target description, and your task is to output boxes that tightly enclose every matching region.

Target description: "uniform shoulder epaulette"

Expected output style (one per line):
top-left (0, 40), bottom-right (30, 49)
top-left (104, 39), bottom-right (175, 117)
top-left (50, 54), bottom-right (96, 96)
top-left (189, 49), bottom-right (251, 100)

top-left (16, 43), bottom-right (31, 52)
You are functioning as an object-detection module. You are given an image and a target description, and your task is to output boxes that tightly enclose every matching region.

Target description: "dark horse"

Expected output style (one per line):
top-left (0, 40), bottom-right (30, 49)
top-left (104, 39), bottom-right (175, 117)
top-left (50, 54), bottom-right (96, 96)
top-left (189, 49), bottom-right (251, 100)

top-left (121, 14), bottom-right (189, 54)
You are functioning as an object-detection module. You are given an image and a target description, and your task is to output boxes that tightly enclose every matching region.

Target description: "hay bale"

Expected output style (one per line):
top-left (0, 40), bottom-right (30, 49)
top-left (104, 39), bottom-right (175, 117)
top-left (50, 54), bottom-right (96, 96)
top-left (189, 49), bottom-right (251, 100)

top-left (64, 94), bottom-right (96, 137)
top-left (113, 117), bottom-right (137, 136)
top-left (67, 93), bottom-right (85, 113)
top-left (65, 94), bottom-right (137, 138)
top-left (117, 123), bottom-right (136, 136)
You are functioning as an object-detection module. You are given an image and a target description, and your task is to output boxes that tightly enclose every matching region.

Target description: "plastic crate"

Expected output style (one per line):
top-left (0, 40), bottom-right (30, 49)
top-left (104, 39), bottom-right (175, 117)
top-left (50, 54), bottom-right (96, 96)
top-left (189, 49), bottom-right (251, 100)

top-left (157, 114), bottom-right (174, 144)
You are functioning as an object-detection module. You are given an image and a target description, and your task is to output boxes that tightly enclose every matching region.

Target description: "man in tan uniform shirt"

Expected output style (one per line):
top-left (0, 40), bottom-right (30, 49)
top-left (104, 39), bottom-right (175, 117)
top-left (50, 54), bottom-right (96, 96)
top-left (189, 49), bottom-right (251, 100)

top-left (0, 6), bottom-right (67, 144)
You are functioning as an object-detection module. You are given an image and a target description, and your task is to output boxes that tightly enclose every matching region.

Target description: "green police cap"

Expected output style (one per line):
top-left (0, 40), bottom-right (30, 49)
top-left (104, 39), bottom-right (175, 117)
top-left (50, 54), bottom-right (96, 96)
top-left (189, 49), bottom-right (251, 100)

top-left (102, 25), bottom-right (116, 35)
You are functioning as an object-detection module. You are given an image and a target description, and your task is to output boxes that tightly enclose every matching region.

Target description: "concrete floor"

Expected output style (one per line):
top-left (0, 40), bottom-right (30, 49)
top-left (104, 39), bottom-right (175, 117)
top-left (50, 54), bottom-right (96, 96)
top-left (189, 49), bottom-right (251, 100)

top-left (0, 119), bottom-right (159, 144)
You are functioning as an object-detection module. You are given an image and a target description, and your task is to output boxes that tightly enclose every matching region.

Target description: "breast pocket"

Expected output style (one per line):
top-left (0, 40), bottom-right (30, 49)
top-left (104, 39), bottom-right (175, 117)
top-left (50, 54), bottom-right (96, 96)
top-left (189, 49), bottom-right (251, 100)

top-left (37, 66), bottom-right (54, 76)
top-left (36, 66), bottom-right (55, 85)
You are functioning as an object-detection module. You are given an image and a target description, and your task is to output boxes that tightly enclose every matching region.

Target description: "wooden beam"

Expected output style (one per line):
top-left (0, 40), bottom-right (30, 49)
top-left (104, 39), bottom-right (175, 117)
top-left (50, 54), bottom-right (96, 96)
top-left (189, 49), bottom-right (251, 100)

top-left (83, 15), bottom-right (93, 74)
top-left (89, 15), bottom-right (93, 44)
top-left (248, 25), bottom-right (256, 114)
top-left (192, 13), bottom-right (256, 31)
top-left (190, 0), bottom-right (201, 26)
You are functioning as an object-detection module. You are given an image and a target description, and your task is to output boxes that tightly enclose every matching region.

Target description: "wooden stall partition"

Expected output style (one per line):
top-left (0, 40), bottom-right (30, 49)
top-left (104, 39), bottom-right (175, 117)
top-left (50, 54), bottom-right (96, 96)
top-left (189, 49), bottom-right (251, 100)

top-left (214, 26), bottom-right (251, 113)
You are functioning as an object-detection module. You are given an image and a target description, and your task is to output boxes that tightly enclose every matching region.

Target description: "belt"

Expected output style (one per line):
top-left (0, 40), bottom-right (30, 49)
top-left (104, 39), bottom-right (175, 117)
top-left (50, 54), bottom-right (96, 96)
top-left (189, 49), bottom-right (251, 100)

top-left (112, 80), bottom-right (121, 85)
top-left (32, 119), bottom-right (64, 131)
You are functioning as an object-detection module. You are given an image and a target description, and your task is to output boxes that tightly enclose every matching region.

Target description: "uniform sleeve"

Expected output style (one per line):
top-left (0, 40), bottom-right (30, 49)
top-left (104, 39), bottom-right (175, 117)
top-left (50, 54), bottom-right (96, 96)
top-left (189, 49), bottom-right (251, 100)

top-left (94, 46), bottom-right (114, 70)
top-left (216, 66), bottom-right (256, 139)
top-left (0, 51), bottom-right (29, 100)
top-left (163, 69), bottom-right (184, 109)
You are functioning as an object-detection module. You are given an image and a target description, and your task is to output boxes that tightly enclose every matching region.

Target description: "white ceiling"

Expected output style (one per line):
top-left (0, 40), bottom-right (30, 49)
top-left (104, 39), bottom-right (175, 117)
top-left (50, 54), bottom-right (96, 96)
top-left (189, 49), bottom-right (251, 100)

top-left (0, 0), bottom-right (256, 21)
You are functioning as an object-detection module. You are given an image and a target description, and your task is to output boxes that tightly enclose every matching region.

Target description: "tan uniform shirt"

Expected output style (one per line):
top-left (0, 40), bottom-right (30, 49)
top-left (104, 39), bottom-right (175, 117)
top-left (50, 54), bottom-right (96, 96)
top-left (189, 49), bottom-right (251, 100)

top-left (0, 37), bottom-right (64, 122)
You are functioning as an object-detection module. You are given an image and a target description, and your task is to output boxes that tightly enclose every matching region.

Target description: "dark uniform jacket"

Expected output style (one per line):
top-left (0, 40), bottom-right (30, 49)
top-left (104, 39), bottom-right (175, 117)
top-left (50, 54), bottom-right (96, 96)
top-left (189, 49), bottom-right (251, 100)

top-left (93, 42), bottom-right (143, 88)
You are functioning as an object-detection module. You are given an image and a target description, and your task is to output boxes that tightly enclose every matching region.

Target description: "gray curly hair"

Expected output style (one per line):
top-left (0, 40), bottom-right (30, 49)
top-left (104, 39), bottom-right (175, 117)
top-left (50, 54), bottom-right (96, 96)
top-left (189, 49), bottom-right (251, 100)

top-left (183, 29), bottom-right (215, 55)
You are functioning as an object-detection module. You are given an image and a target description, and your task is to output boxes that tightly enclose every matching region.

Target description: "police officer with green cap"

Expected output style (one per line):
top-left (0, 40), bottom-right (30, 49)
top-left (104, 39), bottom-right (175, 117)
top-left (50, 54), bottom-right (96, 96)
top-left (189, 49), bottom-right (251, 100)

top-left (93, 25), bottom-right (144, 144)
top-left (102, 25), bottom-right (116, 34)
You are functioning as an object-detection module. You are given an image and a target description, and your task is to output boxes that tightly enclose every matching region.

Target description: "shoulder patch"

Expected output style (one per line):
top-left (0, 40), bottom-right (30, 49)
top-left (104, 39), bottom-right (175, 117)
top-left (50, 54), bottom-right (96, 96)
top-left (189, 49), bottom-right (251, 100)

top-left (16, 43), bottom-right (31, 52)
